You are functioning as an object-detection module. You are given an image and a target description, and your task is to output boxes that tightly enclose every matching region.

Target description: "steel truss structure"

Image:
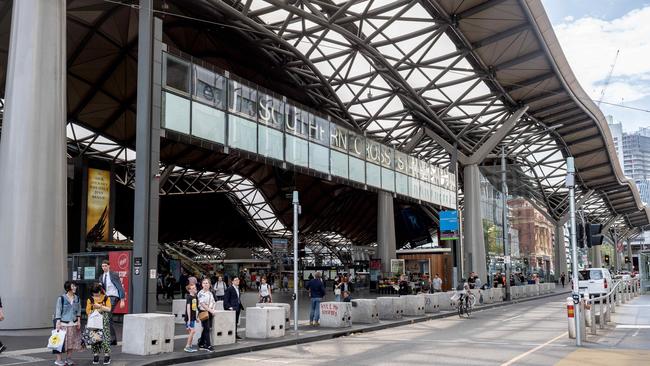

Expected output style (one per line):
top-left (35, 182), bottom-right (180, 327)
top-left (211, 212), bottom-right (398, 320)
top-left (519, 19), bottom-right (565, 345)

top-left (0, 0), bottom-right (648, 265)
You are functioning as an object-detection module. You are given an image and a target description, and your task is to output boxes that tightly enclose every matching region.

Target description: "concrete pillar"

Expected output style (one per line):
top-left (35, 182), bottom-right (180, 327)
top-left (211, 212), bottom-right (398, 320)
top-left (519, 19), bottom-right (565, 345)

top-left (377, 191), bottom-right (397, 274)
top-left (592, 245), bottom-right (602, 268)
top-left (626, 239), bottom-right (633, 271)
top-left (0, 0), bottom-right (66, 329)
top-left (554, 224), bottom-right (568, 280)
top-left (463, 164), bottom-right (487, 283)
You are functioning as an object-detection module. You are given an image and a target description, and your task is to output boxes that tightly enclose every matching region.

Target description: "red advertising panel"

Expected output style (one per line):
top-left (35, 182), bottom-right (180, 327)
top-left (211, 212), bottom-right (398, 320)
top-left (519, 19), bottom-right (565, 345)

top-left (109, 251), bottom-right (130, 314)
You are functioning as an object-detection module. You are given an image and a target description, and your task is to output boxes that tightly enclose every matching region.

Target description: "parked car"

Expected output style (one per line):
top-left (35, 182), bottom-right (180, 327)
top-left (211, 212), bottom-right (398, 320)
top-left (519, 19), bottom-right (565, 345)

top-left (578, 268), bottom-right (612, 298)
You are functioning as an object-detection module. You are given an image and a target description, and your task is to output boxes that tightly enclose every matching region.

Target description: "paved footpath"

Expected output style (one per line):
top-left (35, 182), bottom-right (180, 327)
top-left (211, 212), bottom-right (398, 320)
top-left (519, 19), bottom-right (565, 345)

top-left (0, 288), bottom-right (568, 366)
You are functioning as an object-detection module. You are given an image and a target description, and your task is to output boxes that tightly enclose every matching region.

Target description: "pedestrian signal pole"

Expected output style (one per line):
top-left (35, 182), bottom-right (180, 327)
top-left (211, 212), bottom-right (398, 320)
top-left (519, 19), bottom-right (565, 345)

top-left (567, 157), bottom-right (582, 346)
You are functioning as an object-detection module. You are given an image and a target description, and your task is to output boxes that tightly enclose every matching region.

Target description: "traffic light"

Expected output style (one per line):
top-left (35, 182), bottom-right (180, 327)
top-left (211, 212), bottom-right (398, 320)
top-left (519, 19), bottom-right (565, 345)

top-left (625, 256), bottom-right (630, 263)
top-left (587, 223), bottom-right (604, 247)
top-left (577, 223), bottom-right (586, 248)
top-left (604, 254), bottom-right (610, 263)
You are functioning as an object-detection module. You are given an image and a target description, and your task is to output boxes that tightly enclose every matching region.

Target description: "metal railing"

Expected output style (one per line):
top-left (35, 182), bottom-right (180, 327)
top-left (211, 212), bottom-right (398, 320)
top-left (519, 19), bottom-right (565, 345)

top-left (584, 278), bottom-right (640, 335)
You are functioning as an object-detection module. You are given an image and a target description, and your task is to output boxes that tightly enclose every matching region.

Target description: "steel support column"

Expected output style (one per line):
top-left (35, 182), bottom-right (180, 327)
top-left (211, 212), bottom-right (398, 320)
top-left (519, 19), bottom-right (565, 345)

top-left (377, 191), bottom-right (397, 274)
top-left (592, 245), bottom-right (602, 268)
top-left (463, 164), bottom-right (487, 283)
top-left (554, 224), bottom-right (568, 280)
top-left (0, 0), bottom-right (67, 329)
top-left (132, 1), bottom-right (161, 313)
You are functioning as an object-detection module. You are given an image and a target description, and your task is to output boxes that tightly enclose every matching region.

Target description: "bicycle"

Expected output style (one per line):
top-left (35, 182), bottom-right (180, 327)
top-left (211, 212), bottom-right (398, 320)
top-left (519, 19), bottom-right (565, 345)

top-left (457, 292), bottom-right (476, 318)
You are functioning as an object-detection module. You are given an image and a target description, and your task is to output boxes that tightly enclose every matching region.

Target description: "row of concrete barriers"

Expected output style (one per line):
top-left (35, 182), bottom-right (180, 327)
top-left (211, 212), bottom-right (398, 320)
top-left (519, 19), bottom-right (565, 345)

top-left (121, 283), bottom-right (556, 356)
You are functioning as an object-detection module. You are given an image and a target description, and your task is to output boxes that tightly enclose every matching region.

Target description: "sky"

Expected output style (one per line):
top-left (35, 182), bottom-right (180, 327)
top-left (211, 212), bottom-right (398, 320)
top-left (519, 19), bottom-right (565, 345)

top-left (541, 0), bottom-right (650, 132)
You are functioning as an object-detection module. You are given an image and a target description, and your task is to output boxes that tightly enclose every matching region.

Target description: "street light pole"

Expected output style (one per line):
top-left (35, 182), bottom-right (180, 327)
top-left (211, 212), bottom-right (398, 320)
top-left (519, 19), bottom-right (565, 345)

top-left (502, 146), bottom-right (511, 301)
top-left (567, 157), bottom-right (582, 346)
top-left (292, 191), bottom-right (300, 332)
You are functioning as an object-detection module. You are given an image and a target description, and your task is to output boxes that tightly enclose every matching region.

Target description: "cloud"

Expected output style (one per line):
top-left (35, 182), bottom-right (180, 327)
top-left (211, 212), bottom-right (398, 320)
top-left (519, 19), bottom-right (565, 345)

top-left (552, 6), bottom-right (650, 104)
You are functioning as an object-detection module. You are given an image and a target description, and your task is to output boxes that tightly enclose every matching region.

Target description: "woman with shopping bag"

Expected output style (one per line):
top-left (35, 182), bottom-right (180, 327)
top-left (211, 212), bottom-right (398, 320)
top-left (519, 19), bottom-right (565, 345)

top-left (85, 283), bottom-right (112, 365)
top-left (51, 281), bottom-right (83, 365)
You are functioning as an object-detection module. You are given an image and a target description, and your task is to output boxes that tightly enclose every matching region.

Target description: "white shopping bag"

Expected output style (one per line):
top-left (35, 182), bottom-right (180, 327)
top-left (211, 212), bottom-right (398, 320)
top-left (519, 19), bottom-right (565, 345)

top-left (47, 329), bottom-right (66, 352)
top-left (87, 310), bottom-right (103, 330)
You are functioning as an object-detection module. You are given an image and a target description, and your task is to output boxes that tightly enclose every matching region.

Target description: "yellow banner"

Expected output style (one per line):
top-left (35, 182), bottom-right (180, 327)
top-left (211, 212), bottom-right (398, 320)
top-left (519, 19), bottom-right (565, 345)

top-left (86, 168), bottom-right (111, 242)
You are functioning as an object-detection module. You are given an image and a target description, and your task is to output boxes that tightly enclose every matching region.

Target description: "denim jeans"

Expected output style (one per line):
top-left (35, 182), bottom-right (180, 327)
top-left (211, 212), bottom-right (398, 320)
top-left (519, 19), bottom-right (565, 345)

top-left (309, 297), bottom-right (322, 322)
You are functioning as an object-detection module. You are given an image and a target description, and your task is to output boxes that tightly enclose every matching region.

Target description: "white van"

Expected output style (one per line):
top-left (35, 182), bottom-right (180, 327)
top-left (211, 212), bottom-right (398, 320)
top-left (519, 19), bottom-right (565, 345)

top-left (578, 268), bottom-right (612, 298)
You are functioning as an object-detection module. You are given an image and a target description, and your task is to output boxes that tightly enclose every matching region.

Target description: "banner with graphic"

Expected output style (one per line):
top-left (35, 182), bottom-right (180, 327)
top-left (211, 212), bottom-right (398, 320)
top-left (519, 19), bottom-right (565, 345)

top-left (109, 251), bottom-right (130, 314)
top-left (86, 168), bottom-right (111, 242)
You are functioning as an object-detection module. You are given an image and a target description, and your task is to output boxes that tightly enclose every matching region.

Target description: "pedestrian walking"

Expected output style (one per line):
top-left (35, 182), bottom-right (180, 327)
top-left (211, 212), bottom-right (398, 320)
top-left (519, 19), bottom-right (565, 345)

top-left (432, 273), bottom-right (443, 293)
top-left (224, 277), bottom-right (243, 339)
top-left (560, 272), bottom-right (566, 288)
top-left (53, 281), bottom-right (83, 366)
top-left (165, 273), bottom-right (176, 301)
top-left (100, 260), bottom-right (125, 346)
top-left (0, 296), bottom-right (5, 354)
top-left (258, 276), bottom-right (272, 303)
top-left (86, 283), bottom-right (112, 365)
top-left (334, 278), bottom-right (342, 302)
top-left (184, 283), bottom-right (198, 353)
top-left (197, 279), bottom-right (217, 351)
top-left (213, 276), bottom-right (227, 301)
top-left (306, 271), bottom-right (325, 326)
top-left (282, 275), bottom-right (289, 292)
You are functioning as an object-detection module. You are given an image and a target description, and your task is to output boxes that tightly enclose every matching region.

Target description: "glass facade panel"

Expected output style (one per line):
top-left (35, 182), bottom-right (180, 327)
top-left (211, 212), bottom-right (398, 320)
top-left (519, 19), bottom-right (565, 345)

top-left (193, 65), bottom-right (226, 109)
top-left (286, 105), bottom-right (310, 139)
top-left (396, 173), bottom-right (409, 195)
top-left (164, 54), bottom-right (191, 93)
top-left (163, 92), bottom-right (190, 134)
top-left (228, 80), bottom-right (257, 120)
top-left (349, 157), bottom-right (365, 184)
top-left (366, 139), bottom-right (382, 165)
top-left (228, 115), bottom-right (257, 153)
top-left (191, 102), bottom-right (225, 143)
top-left (408, 176), bottom-right (420, 200)
top-left (395, 151), bottom-right (408, 174)
top-left (330, 150), bottom-right (348, 178)
top-left (310, 116), bottom-right (329, 146)
top-left (381, 168), bottom-right (395, 191)
top-left (309, 142), bottom-right (329, 173)
top-left (258, 125), bottom-right (284, 161)
top-left (330, 124), bottom-right (349, 153)
top-left (258, 92), bottom-right (284, 130)
top-left (285, 135), bottom-right (309, 167)
top-left (348, 132), bottom-right (365, 159)
top-left (366, 163), bottom-right (381, 188)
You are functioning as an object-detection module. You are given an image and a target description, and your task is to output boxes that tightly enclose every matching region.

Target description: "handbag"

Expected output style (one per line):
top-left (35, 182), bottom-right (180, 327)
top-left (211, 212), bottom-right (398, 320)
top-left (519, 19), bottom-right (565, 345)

top-left (81, 327), bottom-right (103, 346)
top-left (87, 310), bottom-right (103, 330)
top-left (47, 329), bottom-right (67, 352)
top-left (198, 311), bottom-right (209, 321)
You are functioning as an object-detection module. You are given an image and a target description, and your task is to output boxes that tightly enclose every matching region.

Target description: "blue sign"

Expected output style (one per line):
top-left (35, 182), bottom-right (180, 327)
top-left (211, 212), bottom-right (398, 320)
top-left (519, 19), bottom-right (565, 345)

top-left (440, 210), bottom-right (459, 231)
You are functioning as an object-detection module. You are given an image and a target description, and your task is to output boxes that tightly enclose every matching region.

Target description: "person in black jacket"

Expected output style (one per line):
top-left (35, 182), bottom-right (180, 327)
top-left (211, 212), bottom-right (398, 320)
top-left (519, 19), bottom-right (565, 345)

top-left (223, 277), bottom-right (243, 339)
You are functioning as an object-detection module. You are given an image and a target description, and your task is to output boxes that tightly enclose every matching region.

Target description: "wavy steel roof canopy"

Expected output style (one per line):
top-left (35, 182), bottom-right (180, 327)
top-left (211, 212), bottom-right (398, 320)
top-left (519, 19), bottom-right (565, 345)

top-left (0, 0), bottom-right (647, 237)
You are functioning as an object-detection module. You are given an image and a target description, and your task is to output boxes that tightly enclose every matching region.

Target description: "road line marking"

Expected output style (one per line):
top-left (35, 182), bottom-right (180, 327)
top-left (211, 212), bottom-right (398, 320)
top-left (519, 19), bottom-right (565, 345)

top-left (616, 325), bottom-right (650, 329)
top-left (500, 332), bottom-right (567, 366)
top-left (502, 315), bottom-right (522, 322)
top-left (633, 328), bottom-right (641, 337)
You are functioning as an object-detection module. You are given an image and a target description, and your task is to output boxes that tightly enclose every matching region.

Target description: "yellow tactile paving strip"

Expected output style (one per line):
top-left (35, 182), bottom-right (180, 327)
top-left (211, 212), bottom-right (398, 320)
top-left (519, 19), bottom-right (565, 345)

top-left (555, 349), bottom-right (650, 366)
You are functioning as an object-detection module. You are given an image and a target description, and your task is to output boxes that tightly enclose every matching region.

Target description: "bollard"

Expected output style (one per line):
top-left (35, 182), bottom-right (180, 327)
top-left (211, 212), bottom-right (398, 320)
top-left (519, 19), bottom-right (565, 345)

top-left (610, 291), bottom-right (615, 314)
top-left (616, 284), bottom-right (621, 306)
top-left (599, 299), bottom-right (605, 329)
top-left (589, 299), bottom-right (596, 335)
top-left (567, 297), bottom-right (576, 339)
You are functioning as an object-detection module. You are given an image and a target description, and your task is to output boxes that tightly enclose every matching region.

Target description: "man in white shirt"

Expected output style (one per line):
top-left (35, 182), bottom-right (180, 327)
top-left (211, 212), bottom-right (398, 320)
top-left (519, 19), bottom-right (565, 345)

top-left (432, 274), bottom-right (443, 293)
top-left (101, 260), bottom-right (125, 345)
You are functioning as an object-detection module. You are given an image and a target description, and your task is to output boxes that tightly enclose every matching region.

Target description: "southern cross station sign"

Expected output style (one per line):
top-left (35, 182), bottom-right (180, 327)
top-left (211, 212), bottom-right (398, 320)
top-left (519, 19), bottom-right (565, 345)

top-left (161, 50), bottom-right (456, 209)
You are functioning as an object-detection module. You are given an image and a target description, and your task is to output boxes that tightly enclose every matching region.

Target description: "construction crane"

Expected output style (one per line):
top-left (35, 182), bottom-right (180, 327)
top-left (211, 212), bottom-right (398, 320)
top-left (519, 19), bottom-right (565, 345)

top-left (598, 49), bottom-right (620, 106)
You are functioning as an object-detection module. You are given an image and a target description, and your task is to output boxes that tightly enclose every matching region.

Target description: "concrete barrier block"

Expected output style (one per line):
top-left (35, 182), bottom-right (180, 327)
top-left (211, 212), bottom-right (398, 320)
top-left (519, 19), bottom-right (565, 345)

top-left (511, 286), bottom-right (522, 299)
top-left (350, 299), bottom-right (379, 324)
top-left (483, 289), bottom-right (494, 304)
top-left (377, 297), bottom-right (404, 320)
top-left (172, 299), bottom-right (187, 324)
top-left (256, 302), bottom-right (291, 328)
top-left (211, 310), bottom-right (236, 345)
top-left (122, 314), bottom-right (174, 356)
top-left (403, 295), bottom-right (425, 316)
top-left (421, 294), bottom-right (440, 313)
top-left (215, 300), bottom-right (224, 311)
top-left (435, 292), bottom-right (454, 311)
top-left (245, 307), bottom-right (285, 339)
top-left (320, 302), bottom-right (352, 327)
top-left (493, 287), bottom-right (504, 302)
top-left (530, 284), bottom-right (540, 296)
